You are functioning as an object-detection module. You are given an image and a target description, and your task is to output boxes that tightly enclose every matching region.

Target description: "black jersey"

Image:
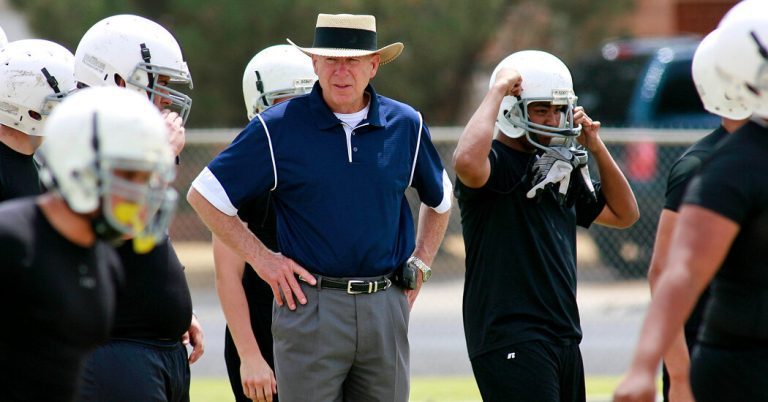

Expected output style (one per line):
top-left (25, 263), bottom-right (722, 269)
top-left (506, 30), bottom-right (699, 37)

top-left (664, 126), bottom-right (727, 211)
top-left (455, 141), bottom-right (606, 358)
top-left (224, 189), bottom-right (279, 401)
top-left (111, 237), bottom-right (193, 340)
top-left (238, 192), bottom-right (278, 306)
top-left (663, 126), bottom-right (726, 334)
top-left (0, 141), bottom-right (41, 202)
top-left (0, 198), bottom-right (122, 402)
top-left (683, 121), bottom-right (768, 346)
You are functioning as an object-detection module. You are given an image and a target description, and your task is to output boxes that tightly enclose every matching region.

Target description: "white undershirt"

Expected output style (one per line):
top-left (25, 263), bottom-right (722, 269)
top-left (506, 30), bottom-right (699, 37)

top-left (335, 104), bottom-right (370, 162)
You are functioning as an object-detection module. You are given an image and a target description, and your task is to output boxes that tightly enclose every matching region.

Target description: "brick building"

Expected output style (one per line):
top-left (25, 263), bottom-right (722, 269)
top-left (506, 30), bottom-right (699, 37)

top-left (630, 0), bottom-right (739, 36)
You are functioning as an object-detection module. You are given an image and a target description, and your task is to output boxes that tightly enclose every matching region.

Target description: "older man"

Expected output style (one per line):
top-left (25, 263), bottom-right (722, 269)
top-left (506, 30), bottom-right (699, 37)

top-left (188, 13), bottom-right (451, 402)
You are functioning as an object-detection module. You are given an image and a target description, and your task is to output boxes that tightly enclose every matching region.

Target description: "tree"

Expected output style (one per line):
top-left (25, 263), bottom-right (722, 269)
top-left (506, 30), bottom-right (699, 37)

top-left (11, 0), bottom-right (631, 127)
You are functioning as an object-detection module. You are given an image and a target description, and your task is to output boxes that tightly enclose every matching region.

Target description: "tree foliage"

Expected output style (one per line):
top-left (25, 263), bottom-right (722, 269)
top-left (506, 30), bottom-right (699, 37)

top-left (11, 0), bottom-right (631, 127)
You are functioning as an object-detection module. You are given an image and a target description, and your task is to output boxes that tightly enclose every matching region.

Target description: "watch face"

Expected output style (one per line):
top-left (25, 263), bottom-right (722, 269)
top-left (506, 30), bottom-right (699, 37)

top-left (410, 258), bottom-right (431, 282)
top-left (422, 267), bottom-right (432, 281)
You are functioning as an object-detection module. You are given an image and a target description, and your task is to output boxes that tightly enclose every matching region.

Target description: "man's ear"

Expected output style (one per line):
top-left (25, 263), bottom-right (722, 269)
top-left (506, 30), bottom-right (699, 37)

top-left (311, 55), bottom-right (320, 75)
top-left (369, 54), bottom-right (381, 79)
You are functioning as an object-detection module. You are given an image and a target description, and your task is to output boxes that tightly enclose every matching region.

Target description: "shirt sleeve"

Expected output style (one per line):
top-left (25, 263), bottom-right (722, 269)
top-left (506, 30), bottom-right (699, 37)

top-left (575, 182), bottom-right (607, 228)
top-left (664, 155), bottom-right (703, 212)
top-left (683, 152), bottom-right (758, 225)
top-left (453, 143), bottom-right (529, 201)
top-left (409, 121), bottom-right (452, 213)
top-left (191, 119), bottom-right (276, 216)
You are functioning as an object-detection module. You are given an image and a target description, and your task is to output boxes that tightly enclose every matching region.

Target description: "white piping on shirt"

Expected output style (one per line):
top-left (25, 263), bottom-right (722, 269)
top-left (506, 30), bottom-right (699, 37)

top-left (408, 112), bottom-right (423, 187)
top-left (433, 169), bottom-right (453, 214)
top-left (256, 113), bottom-right (278, 191)
top-left (340, 121), bottom-right (370, 163)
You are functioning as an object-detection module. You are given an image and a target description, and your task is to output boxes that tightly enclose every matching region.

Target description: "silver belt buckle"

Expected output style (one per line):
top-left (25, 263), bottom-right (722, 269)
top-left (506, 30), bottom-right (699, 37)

top-left (346, 280), bottom-right (366, 295)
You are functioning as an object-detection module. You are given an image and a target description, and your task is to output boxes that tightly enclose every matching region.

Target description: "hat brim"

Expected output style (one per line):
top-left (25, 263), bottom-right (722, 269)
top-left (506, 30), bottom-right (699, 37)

top-left (287, 39), bottom-right (403, 65)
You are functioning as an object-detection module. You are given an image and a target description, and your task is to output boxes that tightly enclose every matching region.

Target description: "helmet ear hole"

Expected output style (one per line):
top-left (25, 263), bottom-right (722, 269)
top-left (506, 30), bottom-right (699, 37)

top-left (28, 111), bottom-right (42, 121)
top-left (114, 74), bottom-right (125, 87)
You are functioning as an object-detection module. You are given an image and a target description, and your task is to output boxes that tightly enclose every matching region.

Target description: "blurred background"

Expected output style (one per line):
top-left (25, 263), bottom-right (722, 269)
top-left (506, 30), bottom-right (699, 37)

top-left (1, 0), bottom-right (740, 400)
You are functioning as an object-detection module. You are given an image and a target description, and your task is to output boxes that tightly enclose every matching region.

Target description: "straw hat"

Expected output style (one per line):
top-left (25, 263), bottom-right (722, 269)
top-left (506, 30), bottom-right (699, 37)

top-left (287, 14), bottom-right (404, 64)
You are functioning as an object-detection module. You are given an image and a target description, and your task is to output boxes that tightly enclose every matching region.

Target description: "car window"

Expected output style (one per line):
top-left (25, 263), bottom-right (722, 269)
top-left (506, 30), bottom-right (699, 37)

top-left (573, 55), bottom-right (650, 127)
top-left (654, 60), bottom-right (706, 118)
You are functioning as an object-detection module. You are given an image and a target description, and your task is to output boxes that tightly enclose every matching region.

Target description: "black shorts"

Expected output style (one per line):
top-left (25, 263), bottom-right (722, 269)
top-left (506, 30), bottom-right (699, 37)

top-left (470, 340), bottom-right (585, 402)
top-left (77, 338), bottom-right (190, 402)
top-left (690, 343), bottom-right (768, 402)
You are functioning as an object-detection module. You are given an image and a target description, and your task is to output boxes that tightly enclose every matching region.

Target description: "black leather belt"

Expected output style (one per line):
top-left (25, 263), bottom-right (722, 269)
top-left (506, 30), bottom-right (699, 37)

top-left (306, 275), bottom-right (392, 295)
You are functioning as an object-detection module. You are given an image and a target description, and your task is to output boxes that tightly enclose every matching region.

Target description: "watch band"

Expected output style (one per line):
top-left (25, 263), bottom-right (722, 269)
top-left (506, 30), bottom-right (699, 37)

top-left (408, 256), bottom-right (432, 282)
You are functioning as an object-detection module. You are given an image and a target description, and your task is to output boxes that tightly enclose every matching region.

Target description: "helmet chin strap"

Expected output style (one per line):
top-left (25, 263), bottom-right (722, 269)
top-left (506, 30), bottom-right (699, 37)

top-left (91, 212), bottom-right (126, 244)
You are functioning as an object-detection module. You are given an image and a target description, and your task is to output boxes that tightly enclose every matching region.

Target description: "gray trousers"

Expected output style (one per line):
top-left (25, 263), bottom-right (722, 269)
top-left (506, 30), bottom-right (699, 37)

top-left (272, 277), bottom-right (410, 402)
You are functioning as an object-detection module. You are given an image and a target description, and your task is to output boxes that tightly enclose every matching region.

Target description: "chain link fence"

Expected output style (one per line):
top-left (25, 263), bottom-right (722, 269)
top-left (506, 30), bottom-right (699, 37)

top-left (171, 127), bottom-right (709, 282)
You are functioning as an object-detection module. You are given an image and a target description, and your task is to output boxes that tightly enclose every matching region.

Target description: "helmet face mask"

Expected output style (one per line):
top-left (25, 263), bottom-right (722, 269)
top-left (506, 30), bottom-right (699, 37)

top-left (255, 78), bottom-right (315, 113)
top-left (99, 161), bottom-right (177, 243)
top-left (37, 87), bottom-right (177, 252)
top-left (243, 44), bottom-right (317, 120)
top-left (74, 15), bottom-right (193, 123)
top-left (490, 50), bottom-right (581, 151)
top-left (127, 61), bottom-right (193, 123)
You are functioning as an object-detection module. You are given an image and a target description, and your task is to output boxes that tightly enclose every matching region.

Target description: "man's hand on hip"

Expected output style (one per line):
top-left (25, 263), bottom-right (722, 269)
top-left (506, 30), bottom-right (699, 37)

top-left (254, 252), bottom-right (316, 310)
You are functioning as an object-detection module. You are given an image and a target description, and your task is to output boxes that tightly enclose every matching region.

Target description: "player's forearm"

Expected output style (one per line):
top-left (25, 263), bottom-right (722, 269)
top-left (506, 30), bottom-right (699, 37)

top-left (187, 187), bottom-right (272, 268)
top-left (213, 235), bottom-right (247, 276)
top-left (648, 210), bottom-right (677, 288)
top-left (662, 331), bottom-right (691, 380)
top-left (592, 143), bottom-right (639, 228)
top-left (413, 204), bottom-right (450, 266)
top-left (215, 262), bottom-right (262, 357)
top-left (629, 266), bottom-right (701, 373)
top-left (648, 209), bottom-right (691, 379)
top-left (453, 85), bottom-right (506, 183)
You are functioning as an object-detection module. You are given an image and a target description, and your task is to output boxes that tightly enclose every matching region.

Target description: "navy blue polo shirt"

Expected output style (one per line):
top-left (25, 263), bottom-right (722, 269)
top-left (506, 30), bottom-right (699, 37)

top-left (193, 83), bottom-right (451, 277)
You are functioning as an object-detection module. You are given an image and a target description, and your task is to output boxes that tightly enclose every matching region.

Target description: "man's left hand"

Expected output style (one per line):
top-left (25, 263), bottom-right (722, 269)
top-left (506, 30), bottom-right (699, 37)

top-left (404, 272), bottom-right (424, 310)
top-left (163, 109), bottom-right (186, 157)
top-left (574, 106), bottom-right (602, 152)
top-left (182, 314), bottom-right (205, 364)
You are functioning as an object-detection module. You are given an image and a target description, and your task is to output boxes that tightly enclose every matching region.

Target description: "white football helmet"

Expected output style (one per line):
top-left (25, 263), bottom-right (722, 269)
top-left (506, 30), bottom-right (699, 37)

top-left (74, 14), bottom-right (193, 123)
top-left (490, 50), bottom-right (581, 150)
top-left (37, 87), bottom-right (176, 248)
top-left (0, 26), bottom-right (7, 48)
top-left (242, 44), bottom-right (317, 120)
top-left (0, 39), bottom-right (74, 136)
top-left (692, 30), bottom-right (752, 120)
top-left (718, 0), bottom-right (768, 29)
top-left (714, 17), bottom-right (768, 118)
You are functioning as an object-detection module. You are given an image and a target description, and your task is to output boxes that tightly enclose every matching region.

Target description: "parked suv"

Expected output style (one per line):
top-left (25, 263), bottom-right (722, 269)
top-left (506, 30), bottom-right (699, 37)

top-left (571, 36), bottom-right (718, 278)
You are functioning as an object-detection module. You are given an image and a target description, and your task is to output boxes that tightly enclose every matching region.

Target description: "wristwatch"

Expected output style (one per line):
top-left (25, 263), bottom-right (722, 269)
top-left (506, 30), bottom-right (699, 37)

top-left (407, 256), bottom-right (432, 282)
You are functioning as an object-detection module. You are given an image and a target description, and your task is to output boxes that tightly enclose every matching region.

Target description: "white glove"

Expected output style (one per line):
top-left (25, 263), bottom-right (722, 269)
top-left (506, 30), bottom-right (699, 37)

top-left (526, 147), bottom-right (575, 203)
top-left (570, 149), bottom-right (597, 203)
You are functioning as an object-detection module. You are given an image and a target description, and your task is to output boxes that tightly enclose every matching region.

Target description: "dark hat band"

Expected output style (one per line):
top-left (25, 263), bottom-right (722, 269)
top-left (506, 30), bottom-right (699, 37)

top-left (313, 27), bottom-right (377, 51)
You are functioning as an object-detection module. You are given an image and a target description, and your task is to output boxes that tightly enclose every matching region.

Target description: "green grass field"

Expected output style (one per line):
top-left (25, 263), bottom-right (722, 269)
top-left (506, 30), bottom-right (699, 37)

top-left (191, 375), bottom-right (624, 402)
